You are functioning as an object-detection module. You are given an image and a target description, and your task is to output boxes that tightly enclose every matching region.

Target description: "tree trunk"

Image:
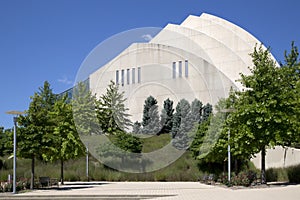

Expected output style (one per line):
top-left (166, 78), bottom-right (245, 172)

top-left (261, 147), bottom-right (266, 184)
top-left (60, 159), bottom-right (64, 185)
top-left (30, 156), bottom-right (35, 189)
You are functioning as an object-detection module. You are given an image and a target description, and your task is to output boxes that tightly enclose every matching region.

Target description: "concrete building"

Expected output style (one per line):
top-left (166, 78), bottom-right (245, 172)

top-left (81, 13), bottom-right (300, 170)
top-left (89, 13), bottom-right (275, 122)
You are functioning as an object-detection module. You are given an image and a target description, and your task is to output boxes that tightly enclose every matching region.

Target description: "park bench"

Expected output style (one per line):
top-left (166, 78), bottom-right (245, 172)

top-left (39, 176), bottom-right (59, 188)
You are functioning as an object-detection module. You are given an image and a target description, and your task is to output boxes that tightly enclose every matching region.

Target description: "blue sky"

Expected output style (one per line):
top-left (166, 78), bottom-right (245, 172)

top-left (0, 0), bottom-right (299, 128)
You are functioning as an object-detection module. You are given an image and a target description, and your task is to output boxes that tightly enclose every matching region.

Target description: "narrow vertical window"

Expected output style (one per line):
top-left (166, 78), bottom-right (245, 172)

top-left (137, 67), bottom-right (141, 83)
top-left (178, 61), bottom-right (182, 77)
top-left (121, 69), bottom-right (124, 86)
top-left (185, 60), bottom-right (188, 77)
top-left (116, 70), bottom-right (119, 85)
top-left (172, 62), bottom-right (176, 78)
top-left (127, 69), bottom-right (130, 85)
top-left (132, 68), bottom-right (135, 84)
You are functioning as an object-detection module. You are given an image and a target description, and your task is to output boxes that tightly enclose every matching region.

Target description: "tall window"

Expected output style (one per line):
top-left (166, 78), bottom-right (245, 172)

top-left (116, 70), bottom-right (119, 85)
top-left (137, 67), bottom-right (141, 83)
top-left (185, 60), bottom-right (188, 77)
top-left (178, 61), bottom-right (182, 77)
top-left (121, 69), bottom-right (124, 86)
top-left (172, 62), bottom-right (176, 78)
top-left (132, 68), bottom-right (135, 84)
top-left (127, 69), bottom-right (130, 85)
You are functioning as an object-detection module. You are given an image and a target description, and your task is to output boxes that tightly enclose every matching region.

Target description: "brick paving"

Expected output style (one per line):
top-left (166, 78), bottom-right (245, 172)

top-left (1, 182), bottom-right (299, 200)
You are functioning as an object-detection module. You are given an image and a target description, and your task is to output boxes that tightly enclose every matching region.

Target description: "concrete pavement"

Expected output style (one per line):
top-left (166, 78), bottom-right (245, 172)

top-left (1, 182), bottom-right (299, 200)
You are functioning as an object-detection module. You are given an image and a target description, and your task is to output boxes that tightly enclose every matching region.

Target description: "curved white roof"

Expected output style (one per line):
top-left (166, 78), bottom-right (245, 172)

top-left (89, 13), bottom-right (278, 122)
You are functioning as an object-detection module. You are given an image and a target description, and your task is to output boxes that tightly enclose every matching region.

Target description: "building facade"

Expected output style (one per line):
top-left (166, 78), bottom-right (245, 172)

top-left (89, 13), bottom-right (277, 122)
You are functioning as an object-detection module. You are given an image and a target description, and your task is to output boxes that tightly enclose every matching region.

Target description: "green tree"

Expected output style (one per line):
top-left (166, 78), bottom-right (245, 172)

top-left (200, 103), bottom-right (213, 122)
top-left (191, 98), bottom-right (228, 165)
top-left (141, 96), bottom-right (160, 134)
top-left (44, 94), bottom-right (85, 184)
top-left (160, 98), bottom-right (174, 134)
top-left (142, 96), bottom-right (157, 126)
top-left (132, 121), bottom-right (141, 134)
top-left (0, 127), bottom-right (13, 157)
top-left (96, 81), bottom-right (132, 135)
top-left (18, 81), bottom-right (56, 189)
top-left (172, 99), bottom-right (192, 150)
top-left (278, 42), bottom-right (300, 146)
top-left (228, 44), bottom-right (300, 183)
top-left (113, 131), bottom-right (143, 153)
top-left (190, 98), bottom-right (203, 123)
top-left (72, 81), bottom-right (100, 135)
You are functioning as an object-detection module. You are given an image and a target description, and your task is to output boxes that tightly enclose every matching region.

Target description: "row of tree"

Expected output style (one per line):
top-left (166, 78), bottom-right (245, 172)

top-left (12, 79), bottom-right (142, 188)
top-left (1, 42), bottom-right (299, 185)
top-left (17, 82), bottom-right (85, 188)
top-left (133, 96), bottom-right (212, 136)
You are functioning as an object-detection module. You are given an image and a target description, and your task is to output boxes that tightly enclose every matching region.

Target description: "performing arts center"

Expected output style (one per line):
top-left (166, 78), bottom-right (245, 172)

top-left (88, 13), bottom-right (276, 122)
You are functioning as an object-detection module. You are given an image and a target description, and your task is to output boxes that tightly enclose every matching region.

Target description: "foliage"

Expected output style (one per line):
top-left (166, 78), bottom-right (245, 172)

top-left (287, 164), bottom-right (300, 183)
top-left (44, 94), bottom-right (85, 184)
top-left (266, 167), bottom-right (288, 182)
top-left (18, 81), bottom-right (57, 159)
top-left (141, 96), bottom-right (160, 134)
top-left (171, 100), bottom-right (182, 138)
top-left (1, 150), bottom-right (201, 183)
top-left (142, 96), bottom-right (157, 127)
top-left (231, 170), bottom-right (257, 186)
top-left (190, 118), bottom-right (210, 159)
top-left (227, 44), bottom-right (300, 183)
top-left (0, 127), bottom-right (12, 157)
top-left (190, 99), bottom-right (203, 123)
top-left (190, 97), bottom-right (231, 165)
top-left (265, 164), bottom-right (300, 183)
top-left (113, 131), bottom-right (143, 153)
top-left (72, 81), bottom-right (100, 135)
top-left (172, 99), bottom-right (192, 150)
top-left (200, 103), bottom-right (213, 123)
top-left (18, 81), bottom-right (57, 188)
top-left (132, 121), bottom-right (142, 134)
top-left (160, 98), bottom-right (174, 134)
top-left (96, 81), bottom-right (132, 135)
top-left (218, 170), bottom-right (257, 187)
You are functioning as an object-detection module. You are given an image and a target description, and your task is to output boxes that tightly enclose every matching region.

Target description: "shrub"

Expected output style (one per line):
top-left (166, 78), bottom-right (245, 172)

top-left (287, 164), bottom-right (300, 183)
top-left (218, 170), bottom-right (257, 187)
top-left (266, 168), bottom-right (278, 182)
top-left (231, 171), bottom-right (256, 186)
top-left (266, 167), bottom-right (288, 182)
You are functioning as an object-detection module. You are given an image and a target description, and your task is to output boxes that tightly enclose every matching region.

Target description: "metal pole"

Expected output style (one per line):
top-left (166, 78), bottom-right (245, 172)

top-left (5, 110), bottom-right (24, 194)
top-left (13, 117), bottom-right (17, 194)
top-left (228, 129), bottom-right (231, 183)
top-left (86, 144), bottom-right (89, 181)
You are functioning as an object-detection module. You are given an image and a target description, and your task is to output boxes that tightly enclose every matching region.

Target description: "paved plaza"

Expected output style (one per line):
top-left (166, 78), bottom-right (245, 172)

top-left (1, 182), bottom-right (300, 200)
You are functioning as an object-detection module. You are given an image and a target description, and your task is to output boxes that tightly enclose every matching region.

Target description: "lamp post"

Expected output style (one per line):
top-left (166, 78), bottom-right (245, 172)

top-left (86, 143), bottom-right (89, 181)
top-left (220, 108), bottom-right (235, 183)
top-left (5, 110), bottom-right (25, 194)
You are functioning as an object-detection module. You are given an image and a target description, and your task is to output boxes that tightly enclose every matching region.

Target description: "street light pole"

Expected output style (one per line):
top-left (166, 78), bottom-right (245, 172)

top-left (12, 117), bottom-right (17, 194)
top-left (228, 129), bottom-right (231, 183)
top-left (6, 110), bottom-right (25, 194)
top-left (86, 143), bottom-right (89, 181)
top-left (220, 108), bottom-right (235, 183)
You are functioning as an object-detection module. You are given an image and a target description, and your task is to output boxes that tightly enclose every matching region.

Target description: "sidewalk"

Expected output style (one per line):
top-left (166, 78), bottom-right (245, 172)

top-left (1, 182), bottom-right (299, 200)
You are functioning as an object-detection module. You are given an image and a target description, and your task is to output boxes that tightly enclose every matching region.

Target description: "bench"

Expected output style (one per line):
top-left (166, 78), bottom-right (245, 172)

top-left (201, 174), bottom-right (215, 185)
top-left (39, 177), bottom-right (59, 188)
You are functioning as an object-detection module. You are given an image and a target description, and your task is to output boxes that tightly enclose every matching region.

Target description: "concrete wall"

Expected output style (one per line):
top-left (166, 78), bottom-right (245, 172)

top-left (251, 146), bottom-right (300, 169)
top-left (89, 13), bottom-right (277, 123)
